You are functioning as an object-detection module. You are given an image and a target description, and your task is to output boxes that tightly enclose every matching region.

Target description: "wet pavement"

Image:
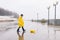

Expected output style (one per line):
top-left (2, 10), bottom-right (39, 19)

top-left (0, 21), bottom-right (60, 40)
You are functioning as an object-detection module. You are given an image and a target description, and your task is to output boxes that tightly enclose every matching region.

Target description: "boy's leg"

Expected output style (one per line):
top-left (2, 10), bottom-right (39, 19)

top-left (22, 27), bottom-right (25, 31)
top-left (17, 27), bottom-right (20, 32)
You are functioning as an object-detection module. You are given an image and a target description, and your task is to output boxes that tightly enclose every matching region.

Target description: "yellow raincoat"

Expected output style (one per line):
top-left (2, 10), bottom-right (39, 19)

top-left (18, 16), bottom-right (24, 27)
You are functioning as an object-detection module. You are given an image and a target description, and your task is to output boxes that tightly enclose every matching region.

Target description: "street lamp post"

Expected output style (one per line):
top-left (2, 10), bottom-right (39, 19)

top-left (53, 2), bottom-right (58, 26)
top-left (48, 6), bottom-right (50, 25)
top-left (37, 13), bottom-right (38, 22)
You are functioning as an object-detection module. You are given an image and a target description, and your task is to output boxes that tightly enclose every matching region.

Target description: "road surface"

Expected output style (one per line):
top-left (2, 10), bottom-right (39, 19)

top-left (0, 21), bottom-right (60, 40)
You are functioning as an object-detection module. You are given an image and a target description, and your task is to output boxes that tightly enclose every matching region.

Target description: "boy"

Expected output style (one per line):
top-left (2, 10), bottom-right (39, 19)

top-left (17, 14), bottom-right (25, 32)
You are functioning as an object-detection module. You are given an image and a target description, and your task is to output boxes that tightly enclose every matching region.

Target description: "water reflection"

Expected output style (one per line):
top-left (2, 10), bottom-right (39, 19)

top-left (17, 32), bottom-right (25, 40)
top-left (54, 26), bottom-right (60, 40)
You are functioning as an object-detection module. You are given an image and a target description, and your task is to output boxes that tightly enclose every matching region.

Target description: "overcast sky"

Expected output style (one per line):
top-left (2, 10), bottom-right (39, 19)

top-left (0, 0), bottom-right (60, 20)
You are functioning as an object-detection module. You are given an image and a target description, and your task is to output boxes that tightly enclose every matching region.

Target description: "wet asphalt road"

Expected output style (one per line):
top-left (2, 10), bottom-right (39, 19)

top-left (0, 21), bottom-right (60, 40)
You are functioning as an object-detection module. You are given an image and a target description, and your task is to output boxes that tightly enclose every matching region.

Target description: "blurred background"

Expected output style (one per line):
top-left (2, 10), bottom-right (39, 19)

top-left (0, 0), bottom-right (60, 40)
